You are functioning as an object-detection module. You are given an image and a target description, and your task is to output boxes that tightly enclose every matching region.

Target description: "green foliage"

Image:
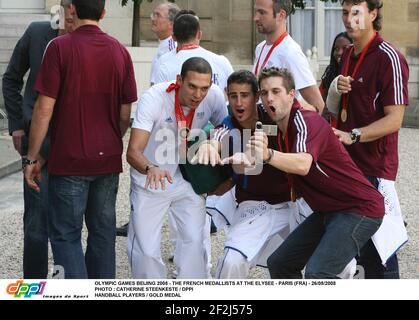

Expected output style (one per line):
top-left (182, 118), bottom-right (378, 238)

top-left (121, 0), bottom-right (175, 7)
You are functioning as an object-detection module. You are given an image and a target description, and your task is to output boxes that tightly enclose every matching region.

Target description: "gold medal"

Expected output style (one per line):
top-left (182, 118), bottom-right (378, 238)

top-left (341, 109), bottom-right (348, 123)
top-left (179, 127), bottom-right (190, 140)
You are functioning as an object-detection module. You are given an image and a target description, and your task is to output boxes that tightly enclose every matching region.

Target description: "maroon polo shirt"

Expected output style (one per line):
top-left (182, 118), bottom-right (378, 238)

top-left (337, 34), bottom-right (409, 181)
top-left (35, 25), bottom-right (137, 176)
top-left (287, 102), bottom-right (384, 218)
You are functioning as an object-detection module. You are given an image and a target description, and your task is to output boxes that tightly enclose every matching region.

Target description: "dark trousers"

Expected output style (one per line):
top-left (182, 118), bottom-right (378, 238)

top-left (357, 240), bottom-right (400, 279)
top-left (23, 164), bottom-right (49, 279)
top-left (48, 174), bottom-right (119, 279)
top-left (267, 211), bottom-right (382, 279)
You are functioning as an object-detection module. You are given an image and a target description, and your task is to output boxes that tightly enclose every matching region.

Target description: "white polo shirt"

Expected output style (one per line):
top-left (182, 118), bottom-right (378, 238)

top-left (254, 35), bottom-right (316, 94)
top-left (150, 36), bottom-right (177, 85)
top-left (153, 46), bottom-right (234, 91)
top-left (131, 82), bottom-right (228, 191)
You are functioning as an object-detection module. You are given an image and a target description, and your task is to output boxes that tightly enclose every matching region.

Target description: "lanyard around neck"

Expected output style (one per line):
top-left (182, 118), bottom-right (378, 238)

top-left (176, 44), bottom-right (199, 53)
top-left (277, 128), bottom-right (297, 202)
top-left (340, 32), bottom-right (377, 122)
top-left (254, 31), bottom-right (288, 76)
top-left (166, 83), bottom-right (196, 141)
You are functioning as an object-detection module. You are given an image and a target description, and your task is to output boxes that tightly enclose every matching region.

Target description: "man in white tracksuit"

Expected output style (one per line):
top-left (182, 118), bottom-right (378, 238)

top-left (126, 57), bottom-right (228, 278)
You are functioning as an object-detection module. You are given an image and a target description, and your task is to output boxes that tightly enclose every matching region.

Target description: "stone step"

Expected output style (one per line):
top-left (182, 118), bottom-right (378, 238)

top-left (403, 98), bottom-right (419, 128)
top-left (409, 65), bottom-right (419, 83)
top-left (0, 37), bottom-right (20, 50)
top-left (0, 131), bottom-right (21, 179)
top-left (0, 24), bottom-right (29, 38)
top-left (407, 56), bottom-right (419, 65)
top-left (0, 86), bottom-right (5, 113)
top-left (0, 13), bottom-right (50, 26)
top-left (0, 63), bottom-right (8, 75)
top-left (0, 49), bottom-right (13, 63)
top-left (403, 99), bottom-right (419, 128)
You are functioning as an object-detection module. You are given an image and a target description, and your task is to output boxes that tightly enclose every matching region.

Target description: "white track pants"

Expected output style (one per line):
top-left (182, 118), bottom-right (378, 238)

top-left (170, 210), bottom-right (213, 277)
top-left (127, 180), bottom-right (207, 279)
top-left (216, 201), bottom-right (294, 279)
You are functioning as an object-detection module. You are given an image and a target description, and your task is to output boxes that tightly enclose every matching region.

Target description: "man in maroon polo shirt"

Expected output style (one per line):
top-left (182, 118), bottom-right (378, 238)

top-left (333, 0), bottom-right (409, 279)
top-left (24, 0), bottom-right (137, 279)
top-left (250, 67), bottom-right (384, 278)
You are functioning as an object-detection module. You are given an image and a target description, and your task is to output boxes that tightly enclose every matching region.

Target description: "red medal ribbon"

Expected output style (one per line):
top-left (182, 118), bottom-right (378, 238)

top-left (254, 31), bottom-right (289, 76)
top-left (176, 44), bottom-right (199, 53)
top-left (341, 32), bottom-right (377, 120)
top-left (166, 83), bottom-right (195, 141)
top-left (278, 129), bottom-right (296, 202)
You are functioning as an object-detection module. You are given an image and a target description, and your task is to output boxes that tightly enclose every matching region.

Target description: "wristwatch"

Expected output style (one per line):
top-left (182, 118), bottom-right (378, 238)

top-left (263, 148), bottom-right (274, 164)
top-left (22, 158), bottom-right (38, 169)
top-left (145, 164), bottom-right (159, 173)
top-left (350, 128), bottom-right (362, 144)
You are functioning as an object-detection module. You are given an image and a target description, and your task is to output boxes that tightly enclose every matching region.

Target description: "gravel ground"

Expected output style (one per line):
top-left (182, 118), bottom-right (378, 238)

top-left (0, 128), bottom-right (417, 279)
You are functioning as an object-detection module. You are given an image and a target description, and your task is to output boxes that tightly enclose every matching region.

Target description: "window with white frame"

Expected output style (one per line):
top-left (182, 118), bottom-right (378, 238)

top-left (289, 0), bottom-right (315, 54)
top-left (288, 1), bottom-right (346, 62)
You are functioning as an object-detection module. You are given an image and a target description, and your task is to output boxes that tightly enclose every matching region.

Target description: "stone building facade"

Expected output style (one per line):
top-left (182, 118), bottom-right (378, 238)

top-left (0, 0), bottom-right (417, 123)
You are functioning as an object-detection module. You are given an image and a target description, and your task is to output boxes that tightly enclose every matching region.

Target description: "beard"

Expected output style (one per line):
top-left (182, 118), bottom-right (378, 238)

top-left (257, 25), bottom-right (268, 34)
top-left (256, 23), bottom-right (276, 35)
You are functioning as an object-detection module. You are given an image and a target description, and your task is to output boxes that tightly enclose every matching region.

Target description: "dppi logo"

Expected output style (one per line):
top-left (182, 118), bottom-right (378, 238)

top-left (6, 280), bottom-right (46, 298)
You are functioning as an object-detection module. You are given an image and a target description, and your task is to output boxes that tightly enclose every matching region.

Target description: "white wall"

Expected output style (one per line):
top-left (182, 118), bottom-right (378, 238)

top-left (100, 0), bottom-right (133, 46)
top-left (45, 0), bottom-right (134, 46)
top-left (127, 46), bottom-right (157, 117)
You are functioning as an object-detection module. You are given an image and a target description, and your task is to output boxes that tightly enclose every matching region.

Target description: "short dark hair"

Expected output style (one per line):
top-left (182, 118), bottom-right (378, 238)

top-left (174, 9), bottom-right (197, 21)
top-left (272, 0), bottom-right (293, 17)
top-left (258, 67), bottom-right (295, 93)
top-left (341, 0), bottom-right (383, 31)
top-left (72, 0), bottom-right (105, 21)
top-left (227, 70), bottom-right (259, 95)
top-left (180, 57), bottom-right (212, 79)
top-left (173, 13), bottom-right (200, 43)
